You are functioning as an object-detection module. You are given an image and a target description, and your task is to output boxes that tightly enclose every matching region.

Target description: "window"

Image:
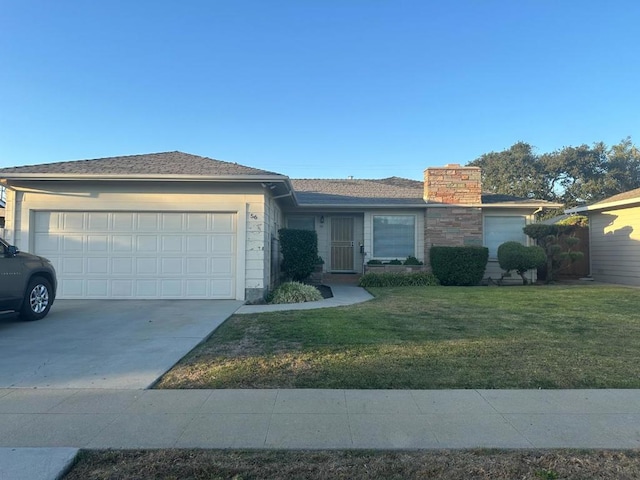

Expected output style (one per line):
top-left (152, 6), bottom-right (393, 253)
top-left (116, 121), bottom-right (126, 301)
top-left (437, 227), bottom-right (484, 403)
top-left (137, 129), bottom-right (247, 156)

top-left (373, 215), bottom-right (415, 258)
top-left (287, 216), bottom-right (315, 231)
top-left (484, 216), bottom-right (527, 258)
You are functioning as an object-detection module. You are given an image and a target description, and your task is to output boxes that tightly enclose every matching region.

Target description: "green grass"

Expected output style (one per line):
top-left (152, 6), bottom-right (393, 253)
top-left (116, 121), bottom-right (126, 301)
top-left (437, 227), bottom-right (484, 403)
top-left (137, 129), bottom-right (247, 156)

top-left (156, 284), bottom-right (640, 389)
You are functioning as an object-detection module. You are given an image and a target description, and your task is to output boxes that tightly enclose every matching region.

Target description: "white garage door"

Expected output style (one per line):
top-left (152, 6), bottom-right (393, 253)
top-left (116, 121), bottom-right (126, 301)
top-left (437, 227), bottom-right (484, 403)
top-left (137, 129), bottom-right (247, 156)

top-left (34, 211), bottom-right (236, 299)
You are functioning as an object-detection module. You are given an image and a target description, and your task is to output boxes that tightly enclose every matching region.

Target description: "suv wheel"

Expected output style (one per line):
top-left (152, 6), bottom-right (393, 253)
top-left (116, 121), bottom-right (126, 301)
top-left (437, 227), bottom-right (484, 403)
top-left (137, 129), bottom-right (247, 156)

top-left (20, 276), bottom-right (53, 321)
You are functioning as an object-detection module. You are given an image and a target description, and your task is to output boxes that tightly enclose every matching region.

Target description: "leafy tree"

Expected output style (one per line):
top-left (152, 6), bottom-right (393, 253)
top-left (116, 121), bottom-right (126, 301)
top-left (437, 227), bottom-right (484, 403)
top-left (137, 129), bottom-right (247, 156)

top-left (468, 137), bottom-right (640, 209)
top-left (497, 241), bottom-right (546, 285)
top-left (468, 142), bottom-right (548, 199)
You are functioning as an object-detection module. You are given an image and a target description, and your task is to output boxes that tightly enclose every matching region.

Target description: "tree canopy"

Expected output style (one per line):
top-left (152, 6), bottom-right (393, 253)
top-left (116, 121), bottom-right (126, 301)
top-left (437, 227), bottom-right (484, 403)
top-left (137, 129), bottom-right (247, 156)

top-left (467, 137), bottom-right (640, 207)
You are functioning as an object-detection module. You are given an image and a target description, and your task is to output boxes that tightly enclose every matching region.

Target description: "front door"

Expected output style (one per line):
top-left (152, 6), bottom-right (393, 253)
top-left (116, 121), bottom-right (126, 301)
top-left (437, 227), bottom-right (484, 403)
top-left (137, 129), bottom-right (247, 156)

top-left (331, 217), bottom-right (354, 271)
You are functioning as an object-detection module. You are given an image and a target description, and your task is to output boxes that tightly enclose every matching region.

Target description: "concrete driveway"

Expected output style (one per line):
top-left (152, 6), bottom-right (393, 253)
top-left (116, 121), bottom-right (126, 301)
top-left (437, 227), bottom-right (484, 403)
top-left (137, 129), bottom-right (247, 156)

top-left (0, 299), bottom-right (243, 389)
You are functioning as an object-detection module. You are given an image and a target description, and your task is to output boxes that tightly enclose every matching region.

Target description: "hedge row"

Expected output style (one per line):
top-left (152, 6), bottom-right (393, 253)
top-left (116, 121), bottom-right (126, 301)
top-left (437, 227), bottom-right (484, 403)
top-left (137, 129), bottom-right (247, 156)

top-left (358, 272), bottom-right (439, 287)
top-left (429, 246), bottom-right (489, 286)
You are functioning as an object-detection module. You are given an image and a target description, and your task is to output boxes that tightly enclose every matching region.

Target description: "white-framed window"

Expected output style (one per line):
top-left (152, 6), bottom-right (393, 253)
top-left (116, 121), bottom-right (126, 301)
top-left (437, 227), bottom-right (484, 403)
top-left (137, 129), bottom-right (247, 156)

top-left (484, 215), bottom-right (527, 258)
top-left (373, 215), bottom-right (416, 258)
top-left (287, 216), bottom-right (315, 231)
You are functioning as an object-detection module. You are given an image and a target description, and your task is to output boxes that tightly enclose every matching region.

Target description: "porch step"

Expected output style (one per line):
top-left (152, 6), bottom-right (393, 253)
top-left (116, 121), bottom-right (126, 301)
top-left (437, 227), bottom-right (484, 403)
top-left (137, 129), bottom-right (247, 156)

top-left (322, 273), bottom-right (362, 285)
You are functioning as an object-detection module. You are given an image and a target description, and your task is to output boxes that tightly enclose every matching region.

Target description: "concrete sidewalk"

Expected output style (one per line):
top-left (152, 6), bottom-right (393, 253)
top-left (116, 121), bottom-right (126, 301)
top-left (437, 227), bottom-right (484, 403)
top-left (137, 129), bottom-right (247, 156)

top-left (1, 388), bottom-right (639, 452)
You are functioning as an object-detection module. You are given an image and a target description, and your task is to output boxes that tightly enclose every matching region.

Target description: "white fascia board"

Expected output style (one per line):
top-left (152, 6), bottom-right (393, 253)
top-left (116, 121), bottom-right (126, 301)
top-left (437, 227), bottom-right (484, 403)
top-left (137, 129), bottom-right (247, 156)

top-left (566, 197), bottom-right (640, 214)
top-left (292, 202), bottom-right (561, 210)
top-left (0, 173), bottom-right (289, 182)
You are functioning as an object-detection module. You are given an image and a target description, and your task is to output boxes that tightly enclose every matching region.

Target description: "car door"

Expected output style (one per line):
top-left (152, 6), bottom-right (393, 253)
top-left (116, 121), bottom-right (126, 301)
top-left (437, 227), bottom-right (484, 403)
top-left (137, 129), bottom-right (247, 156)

top-left (0, 240), bottom-right (24, 308)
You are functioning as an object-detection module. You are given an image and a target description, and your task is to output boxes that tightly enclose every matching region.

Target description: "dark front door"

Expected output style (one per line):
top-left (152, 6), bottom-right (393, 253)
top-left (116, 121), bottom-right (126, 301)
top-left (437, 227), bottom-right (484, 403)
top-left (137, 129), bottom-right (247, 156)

top-left (330, 217), bottom-right (354, 271)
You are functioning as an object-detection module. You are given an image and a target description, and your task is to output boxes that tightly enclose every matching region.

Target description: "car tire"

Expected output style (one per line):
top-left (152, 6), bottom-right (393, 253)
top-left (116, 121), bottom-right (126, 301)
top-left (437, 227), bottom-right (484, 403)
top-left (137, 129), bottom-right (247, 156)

top-left (20, 276), bottom-right (53, 321)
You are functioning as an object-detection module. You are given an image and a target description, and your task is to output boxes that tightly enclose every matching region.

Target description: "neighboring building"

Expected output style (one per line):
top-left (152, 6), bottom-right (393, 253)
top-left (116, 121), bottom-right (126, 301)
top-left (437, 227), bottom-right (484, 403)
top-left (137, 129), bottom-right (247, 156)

top-left (0, 185), bottom-right (6, 234)
top-left (566, 188), bottom-right (640, 286)
top-left (0, 152), bottom-right (560, 301)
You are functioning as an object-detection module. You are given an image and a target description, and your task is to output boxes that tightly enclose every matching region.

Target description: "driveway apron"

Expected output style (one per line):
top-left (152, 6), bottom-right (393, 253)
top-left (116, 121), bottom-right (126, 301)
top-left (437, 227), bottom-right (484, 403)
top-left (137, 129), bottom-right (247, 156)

top-left (0, 299), bottom-right (242, 389)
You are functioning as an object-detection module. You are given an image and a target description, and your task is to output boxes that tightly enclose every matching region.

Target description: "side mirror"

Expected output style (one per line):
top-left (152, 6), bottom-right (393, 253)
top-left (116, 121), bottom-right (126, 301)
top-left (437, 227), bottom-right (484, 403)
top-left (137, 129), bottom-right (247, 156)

top-left (6, 245), bottom-right (18, 256)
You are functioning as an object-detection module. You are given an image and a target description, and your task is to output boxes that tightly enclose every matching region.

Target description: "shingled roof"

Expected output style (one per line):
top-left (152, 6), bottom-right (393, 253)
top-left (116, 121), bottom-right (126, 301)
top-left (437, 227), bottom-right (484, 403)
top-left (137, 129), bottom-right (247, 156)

top-left (567, 187), bottom-right (640, 213)
top-left (590, 187), bottom-right (640, 206)
top-left (0, 151), bottom-right (284, 177)
top-left (291, 177), bottom-right (426, 205)
top-left (291, 177), bottom-right (559, 206)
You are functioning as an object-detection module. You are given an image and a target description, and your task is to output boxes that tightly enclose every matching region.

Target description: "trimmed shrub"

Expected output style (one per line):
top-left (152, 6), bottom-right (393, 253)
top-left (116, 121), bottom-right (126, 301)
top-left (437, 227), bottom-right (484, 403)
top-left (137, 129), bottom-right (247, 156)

top-left (497, 241), bottom-right (546, 284)
top-left (386, 259), bottom-right (403, 265)
top-left (523, 224), bottom-right (584, 283)
top-left (269, 282), bottom-right (322, 304)
top-left (403, 256), bottom-right (423, 265)
top-left (279, 229), bottom-right (319, 281)
top-left (358, 272), bottom-right (440, 287)
top-left (429, 246), bottom-right (489, 286)
top-left (367, 259), bottom-right (383, 265)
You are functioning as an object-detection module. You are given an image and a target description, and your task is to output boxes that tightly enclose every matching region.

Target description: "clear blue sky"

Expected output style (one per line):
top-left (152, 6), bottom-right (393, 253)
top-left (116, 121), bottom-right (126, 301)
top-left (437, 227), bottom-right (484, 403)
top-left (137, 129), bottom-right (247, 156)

top-left (1, 1), bottom-right (638, 180)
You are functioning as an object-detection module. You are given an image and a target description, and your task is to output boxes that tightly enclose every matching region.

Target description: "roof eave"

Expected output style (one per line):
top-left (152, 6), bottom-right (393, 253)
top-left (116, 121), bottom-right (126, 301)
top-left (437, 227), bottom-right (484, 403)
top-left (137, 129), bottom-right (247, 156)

top-left (292, 202), bottom-right (562, 209)
top-left (0, 173), bottom-right (290, 182)
top-left (565, 197), bottom-right (640, 214)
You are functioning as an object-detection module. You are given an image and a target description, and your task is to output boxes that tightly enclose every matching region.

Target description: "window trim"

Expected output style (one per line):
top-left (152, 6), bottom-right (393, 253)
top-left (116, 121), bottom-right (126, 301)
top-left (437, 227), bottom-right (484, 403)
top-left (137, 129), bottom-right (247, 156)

top-left (371, 214), bottom-right (417, 259)
top-left (483, 214), bottom-right (528, 260)
top-left (286, 216), bottom-right (316, 231)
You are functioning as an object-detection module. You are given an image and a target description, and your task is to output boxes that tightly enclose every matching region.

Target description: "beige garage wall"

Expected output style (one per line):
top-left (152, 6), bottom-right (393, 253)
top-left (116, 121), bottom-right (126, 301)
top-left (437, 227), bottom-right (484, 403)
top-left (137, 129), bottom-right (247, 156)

top-left (6, 181), bottom-right (276, 301)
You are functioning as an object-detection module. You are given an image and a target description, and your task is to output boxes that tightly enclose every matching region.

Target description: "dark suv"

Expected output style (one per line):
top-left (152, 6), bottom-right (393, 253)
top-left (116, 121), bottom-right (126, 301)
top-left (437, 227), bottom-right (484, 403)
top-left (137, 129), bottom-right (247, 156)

top-left (0, 237), bottom-right (57, 320)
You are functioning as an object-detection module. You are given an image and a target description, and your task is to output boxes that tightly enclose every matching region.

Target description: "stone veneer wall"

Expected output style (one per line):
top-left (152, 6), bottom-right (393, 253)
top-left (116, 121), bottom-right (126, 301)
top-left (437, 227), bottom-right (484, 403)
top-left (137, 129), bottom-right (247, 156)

top-left (422, 164), bottom-right (484, 269)
top-left (423, 207), bottom-right (483, 269)
top-left (423, 165), bottom-right (482, 204)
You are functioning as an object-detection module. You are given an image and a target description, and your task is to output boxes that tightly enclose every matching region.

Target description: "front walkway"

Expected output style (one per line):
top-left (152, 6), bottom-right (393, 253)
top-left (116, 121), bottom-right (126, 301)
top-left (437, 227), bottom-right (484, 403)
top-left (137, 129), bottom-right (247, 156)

top-left (235, 284), bottom-right (373, 314)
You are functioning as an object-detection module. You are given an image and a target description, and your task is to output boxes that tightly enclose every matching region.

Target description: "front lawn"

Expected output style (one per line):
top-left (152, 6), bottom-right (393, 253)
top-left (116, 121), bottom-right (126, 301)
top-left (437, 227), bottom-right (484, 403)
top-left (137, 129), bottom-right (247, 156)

top-left (156, 285), bottom-right (640, 389)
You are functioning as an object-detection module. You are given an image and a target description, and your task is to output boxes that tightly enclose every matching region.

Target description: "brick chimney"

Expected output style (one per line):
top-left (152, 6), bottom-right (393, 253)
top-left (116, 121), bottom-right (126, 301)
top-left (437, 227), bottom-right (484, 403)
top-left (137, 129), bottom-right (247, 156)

top-left (424, 164), bottom-right (482, 204)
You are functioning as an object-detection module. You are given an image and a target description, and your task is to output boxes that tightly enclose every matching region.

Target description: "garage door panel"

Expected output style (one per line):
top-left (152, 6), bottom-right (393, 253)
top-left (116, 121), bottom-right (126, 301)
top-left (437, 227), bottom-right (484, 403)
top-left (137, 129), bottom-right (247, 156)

top-left (213, 214), bottom-right (234, 232)
top-left (113, 213), bottom-right (135, 230)
top-left (87, 279), bottom-right (108, 297)
top-left (88, 213), bottom-right (109, 230)
top-left (35, 233), bottom-right (60, 253)
top-left (212, 235), bottom-right (234, 254)
top-left (114, 235), bottom-right (134, 252)
top-left (61, 279), bottom-right (84, 297)
top-left (62, 212), bottom-right (85, 231)
top-left (211, 279), bottom-right (233, 298)
top-left (211, 258), bottom-right (233, 276)
top-left (112, 258), bottom-right (133, 274)
top-left (87, 235), bottom-right (109, 251)
top-left (187, 235), bottom-right (208, 252)
top-left (34, 211), bottom-right (237, 299)
top-left (137, 212), bottom-right (158, 229)
top-left (187, 213), bottom-right (208, 230)
top-left (161, 235), bottom-right (183, 252)
top-left (162, 213), bottom-right (183, 231)
top-left (62, 235), bottom-right (83, 252)
top-left (136, 258), bottom-right (157, 274)
top-left (62, 257), bottom-right (83, 274)
top-left (136, 236), bottom-right (156, 252)
top-left (88, 257), bottom-right (108, 274)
